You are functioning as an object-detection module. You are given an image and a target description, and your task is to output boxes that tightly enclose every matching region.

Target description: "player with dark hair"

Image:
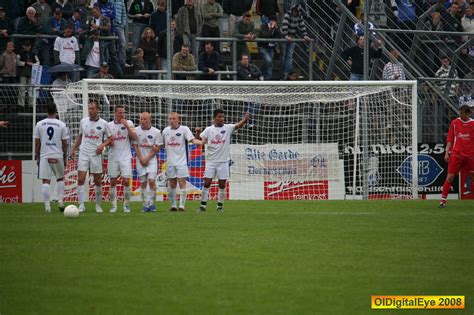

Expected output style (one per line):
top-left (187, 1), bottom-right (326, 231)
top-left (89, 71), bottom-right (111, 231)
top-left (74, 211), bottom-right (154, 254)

top-left (440, 104), bottom-right (474, 208)
top-left (34, 103), bottom-right (69, 212)
top-left (197, 109), bottom-right (249, 212)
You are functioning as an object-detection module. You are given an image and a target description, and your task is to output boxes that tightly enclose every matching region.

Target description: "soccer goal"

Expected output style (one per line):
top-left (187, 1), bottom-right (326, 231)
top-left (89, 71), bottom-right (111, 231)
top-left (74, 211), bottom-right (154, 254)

top-left (53, 79), bottom-right (418, 201)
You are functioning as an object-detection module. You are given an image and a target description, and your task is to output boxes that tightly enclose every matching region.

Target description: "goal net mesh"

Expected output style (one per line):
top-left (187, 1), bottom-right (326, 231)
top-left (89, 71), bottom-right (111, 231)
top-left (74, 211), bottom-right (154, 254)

top-left (53, 80), bottom-right (416, 201)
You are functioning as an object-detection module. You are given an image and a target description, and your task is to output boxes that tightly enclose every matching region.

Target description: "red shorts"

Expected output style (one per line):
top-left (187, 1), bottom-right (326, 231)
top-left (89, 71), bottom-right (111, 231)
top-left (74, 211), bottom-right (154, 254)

top-left (448, 154), bottom-right (474, 174)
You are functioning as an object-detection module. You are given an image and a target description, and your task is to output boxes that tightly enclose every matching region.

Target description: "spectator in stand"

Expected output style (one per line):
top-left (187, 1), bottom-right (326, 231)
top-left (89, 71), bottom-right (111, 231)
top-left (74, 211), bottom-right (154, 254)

top-left (157, 19), bottom-right (183, 70)
top-left (382, 49), bottom-right (406, 80)
top-left (54, 23), bottom-right (80, 80)
top-left (200, 0), bottom-right (223, 52)
top-left (0, 6), bottom-right (13, 53)
top-left (96, 0), bottom-right (117, 25)
top-left (435, 56), bottom-right (459, 97)
top-left (17, 7), bottom-right (42, 63)
top-left (198, 41), bottom-right (221, 80)
top-left (128, 0), bottom-right (154, 56)
top-left (389, 0), bottom-right (417, 53)
top-left (236, 54), bottom-right (262, 80)
top-left (0, 41), bottom-right (17, 83)
top-left (17, 40), bottom-right (39, 106)
top-left (93, 61), bottom-right (115, 78)
top-left (2, 0), bottom-right (24, 23)
top-left (172, 43), bottom-right (196, 79)
top-left (176, 0), bottom-right (202, 59)
top-left (234, 11), bottom-right (255, 58)
top-left (52, 0), bottom-right (74, 20)
top-left (150, 0), bottom-right (167, 38)
top-left (52, 72), bottom-right (71, 87)
top-left (89, 5), bottom-right (122, 78)
top-left (257, 15), bottom-right (281, 80)
top-left (422, 11), bottom-right (444, 76)
top-left (112, 0), bottom-right (128, 67)
top-left (0, 121), bottom-right (8, 128)
top-left (344, 0), bottom-right (360, 16)
top-left (81, 29), bottom-right (101, 78)
top-left (256, 0), bottom-right (280, 24)
top-left (32, 0), bottom-right (52, 32)
top-left (341, 35), bottom-right (382, 81)
top-left (172, 0), bottom-right (185, 16)
top-left (280, 4), bottom-right (310, 80)
top-left (458, 46), bottom-right (473, 78)
top-left (69, 8), bottom-right (87, 40)
top-left (46, 7), bottom-right (68, 67)
top-left (287, 70), bottom-right (297, 80)
top-left (132, 47), bottom-right (147, 78)
top-left (442, 2), bottom-right (463, 49)
top-left (48, 8), bottom-right (67, 36)
top-left (462, 4), bottom-right (474, 41)
top-left (223, 0), bottom-right (253, 52)
top-left (353, 12), bottom-right (376, 43)
top-left (138, 27), bottom-right (158, 71)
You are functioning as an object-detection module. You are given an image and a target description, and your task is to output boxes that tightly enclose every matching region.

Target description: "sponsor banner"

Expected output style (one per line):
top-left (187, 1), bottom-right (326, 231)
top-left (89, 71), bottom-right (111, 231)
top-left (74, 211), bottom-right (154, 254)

top-left (264, 180), bottom-right (329, 200)
top-left (231, 144), bottom-right (340, 200)
top-left (0, 160), bottom-right (22, 203)
top-left (343, 143), bottom-right (459, 198)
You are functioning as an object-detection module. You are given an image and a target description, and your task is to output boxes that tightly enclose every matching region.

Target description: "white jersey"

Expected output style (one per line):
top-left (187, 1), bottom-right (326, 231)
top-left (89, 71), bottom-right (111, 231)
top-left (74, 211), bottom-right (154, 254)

top-left (162, 125), bottom-right (195, 166)
top-left (201, 124), bottom-right (236, 162)
top-left (78, 117), bottom-right (111, 157)
top-left (135, 126), bottom-right (163, 164)
top-left (33, 118), bottom-right (69, 159)
top-left (54, 36), bottom-right (80, 64)
top-left (108, 120), bottom-right (135, 162)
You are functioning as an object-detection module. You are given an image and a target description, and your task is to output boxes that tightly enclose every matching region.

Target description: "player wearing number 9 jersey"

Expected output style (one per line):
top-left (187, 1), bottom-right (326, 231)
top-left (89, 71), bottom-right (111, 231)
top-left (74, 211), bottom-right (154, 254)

top-left (440, 105), bottom-right (474, 208)
top-left (34, 103), bottom-right (69, 213)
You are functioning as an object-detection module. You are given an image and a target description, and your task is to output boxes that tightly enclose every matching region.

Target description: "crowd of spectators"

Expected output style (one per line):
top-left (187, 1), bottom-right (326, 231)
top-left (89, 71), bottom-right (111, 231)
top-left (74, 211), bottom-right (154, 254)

top-left (0, 0), bottom-right (314, 85)
top-left (0, 0), bottom-right (471, 96)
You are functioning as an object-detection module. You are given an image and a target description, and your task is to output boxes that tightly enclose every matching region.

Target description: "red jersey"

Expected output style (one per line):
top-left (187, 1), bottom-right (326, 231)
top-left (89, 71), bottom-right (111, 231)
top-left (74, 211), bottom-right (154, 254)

top-left (446, 117), bottom-right (474, 157)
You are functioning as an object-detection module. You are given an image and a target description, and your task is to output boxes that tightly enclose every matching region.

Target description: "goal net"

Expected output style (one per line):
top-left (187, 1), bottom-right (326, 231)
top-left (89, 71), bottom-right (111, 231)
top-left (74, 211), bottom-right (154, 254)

top-left (53, 80), bottom-right (418, 202)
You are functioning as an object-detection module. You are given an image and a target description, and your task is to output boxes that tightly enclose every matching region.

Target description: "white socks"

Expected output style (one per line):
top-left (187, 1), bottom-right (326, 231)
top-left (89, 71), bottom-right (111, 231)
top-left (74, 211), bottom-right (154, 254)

top-left (95, 186), bottom-right (102, 205)
top-left (169, 188), bottom-right (177, 207)
top-left (218, 188), bottom-right (226, 205)
top-left (77, 185), bottom-right (85, 205)
top-left (179, 190), bottom-right (186, 208)
top-left (42, 183), bottom-right (50, 210)
top-left (124, 185), bottom-right (131, 205)
top-left (56, 181), bottom-right (65, 203)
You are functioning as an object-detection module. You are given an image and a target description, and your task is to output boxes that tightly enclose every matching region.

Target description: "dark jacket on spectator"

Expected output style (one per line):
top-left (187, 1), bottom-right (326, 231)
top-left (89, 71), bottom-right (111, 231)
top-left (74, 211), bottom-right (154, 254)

top-left (198, 50), bottom-right (221, 80)
top-left (47, 16), bottom-right (67, 35)
top-left (52, 1), bottom-right (74, 20)
top-left (157, 30), bottom-right (183, 59)
top-left (341, 45), bottom-right (382, 76)
top-left (0, 15), bottom-right (13, 51)
top-left (128, 0), bottom-right (154, 24)
top-left (237, 62), bottom-right (262, 80)
top-left (257, 22), bottom-right (282, 49)
top-left (17, 49), bottom-right (39, 77)
top-left (256, 0), bottom-right (279, 17)
top-left (138, 37), bottom-right (158, 64)
top-left (223, 0), bottom-right (252, 16)
top-left (150, 9), bottom-right (167, 36)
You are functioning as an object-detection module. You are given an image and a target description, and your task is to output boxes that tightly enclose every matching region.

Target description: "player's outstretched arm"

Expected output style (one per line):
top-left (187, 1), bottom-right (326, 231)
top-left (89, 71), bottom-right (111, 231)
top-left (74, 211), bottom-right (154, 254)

top-left (0, 121), bottom-right (9, 128)
top-left (34, 138), bottom-right (41, 161)
top-left (194, 127), bottom-right (207, 144)
top-left (235, 112), bottom-right (250, 130)
top-left (445, 142), bottom-right (452, 162)
top-left (61, 139), bottom-right (68, 167)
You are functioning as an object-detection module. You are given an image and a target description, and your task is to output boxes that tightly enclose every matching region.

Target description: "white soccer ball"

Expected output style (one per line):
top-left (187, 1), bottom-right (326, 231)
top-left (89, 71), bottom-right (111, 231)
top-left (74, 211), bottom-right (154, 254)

top-left (64, 205), bottom-right (80, 218)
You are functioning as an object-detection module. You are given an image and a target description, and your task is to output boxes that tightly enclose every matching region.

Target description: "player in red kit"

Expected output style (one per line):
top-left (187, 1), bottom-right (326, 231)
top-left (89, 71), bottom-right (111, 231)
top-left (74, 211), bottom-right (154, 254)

top-left (440, 105), bottom-right (474, 208)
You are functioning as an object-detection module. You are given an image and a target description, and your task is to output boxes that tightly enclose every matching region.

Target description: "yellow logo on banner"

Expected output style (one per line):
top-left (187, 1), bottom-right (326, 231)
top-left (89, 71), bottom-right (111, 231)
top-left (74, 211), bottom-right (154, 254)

top-left (371, 296), bottom-right (464, 309)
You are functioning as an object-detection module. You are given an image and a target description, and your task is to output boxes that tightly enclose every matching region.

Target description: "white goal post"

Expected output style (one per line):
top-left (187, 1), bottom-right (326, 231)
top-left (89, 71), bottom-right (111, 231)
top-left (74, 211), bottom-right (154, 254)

top-left (53, 79), bottom-right (418, 201)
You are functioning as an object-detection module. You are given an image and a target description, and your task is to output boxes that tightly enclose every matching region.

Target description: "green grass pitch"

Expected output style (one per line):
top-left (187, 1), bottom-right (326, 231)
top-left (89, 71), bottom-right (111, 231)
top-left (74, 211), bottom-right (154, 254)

top-left (0, 200), bottom-right (473, 315)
